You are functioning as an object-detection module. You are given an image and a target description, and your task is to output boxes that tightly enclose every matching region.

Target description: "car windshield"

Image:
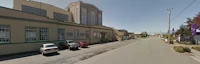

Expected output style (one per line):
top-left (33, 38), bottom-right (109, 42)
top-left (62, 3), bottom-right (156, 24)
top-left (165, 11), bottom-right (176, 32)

top-left (68, 41), bottom-right (74, 43)
top-left (45, 44), bottom-right (56, 47)
top-left (81, 42), bottom-right (86, 43)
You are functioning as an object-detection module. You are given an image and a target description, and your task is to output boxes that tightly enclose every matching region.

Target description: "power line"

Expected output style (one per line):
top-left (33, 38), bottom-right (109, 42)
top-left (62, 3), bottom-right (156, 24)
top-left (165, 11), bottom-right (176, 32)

top-left (171, 0), bottom-right (196, 22)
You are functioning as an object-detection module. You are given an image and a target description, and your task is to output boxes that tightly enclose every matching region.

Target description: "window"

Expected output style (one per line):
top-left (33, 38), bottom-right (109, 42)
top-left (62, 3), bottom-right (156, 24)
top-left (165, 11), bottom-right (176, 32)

top-left (22, 5), bottom-right (47, 16)
top-left (74, 30), bottom-right (79, 39)
top-left (81, 8), bottom-right (87, 24)
top-left (80, 33), bottom-right (85, 36)
top-left (0, 25), bottom-right (10, 43)
top-left (91, 11), bottom-right (96, 25)
top-left (98, 14), bottom-right (102, 25)
top-left (86, 30), bottom-right (89, 38)
top-left (53, 12), bottom-right (68, 22)
top-left (106, 32), bottom-right (110, 38)
top-left (93, 32), bottom-right (97, 38)
top-left (98, 32), bottom-right (102, 38)
top-left (45, 44), bottom-right (56, 48)
top-left (67, 32), bottom-right (73, 36)
top-left (75, 8), bottom-right (79, 24)
top-left (58, 29), bottom-right (65, 40)
top-left (25, 27), bottom-right (37, 42)
top-left (93, 31), bottom-right (101, 39)
top-left (39, 28), bottom-right (48, 41)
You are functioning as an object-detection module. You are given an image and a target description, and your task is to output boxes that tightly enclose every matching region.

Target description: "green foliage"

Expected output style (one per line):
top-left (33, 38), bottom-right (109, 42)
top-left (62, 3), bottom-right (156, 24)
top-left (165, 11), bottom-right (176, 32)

top-left (163, 34), bottom-right (168, 39)
top-left (170, 40), bottom-right (174, 44)
top-left (192, 46), bottom-right (200, 51)
top-left (141, 31), bottom-right (148, 37)
top-left (174, 46), bottom-right (185, 53)
top-left (175, 18), bottom-right (192, 36)
top-left (173, 46), bottom-right (191, 53)
top-left (184, 47), bottom-right (191, 52)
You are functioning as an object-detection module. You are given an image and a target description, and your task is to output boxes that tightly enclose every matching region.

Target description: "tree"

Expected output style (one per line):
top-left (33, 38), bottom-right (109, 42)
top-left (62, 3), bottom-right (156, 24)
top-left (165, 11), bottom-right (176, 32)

top-left (176, 24), bottom-right (191, 36)
top-left (185, 18), bottom-right (193, 31)
top-left (141, 31), bottom-right (148, 37)
top-left (193, 12), bottom-right (200, 28)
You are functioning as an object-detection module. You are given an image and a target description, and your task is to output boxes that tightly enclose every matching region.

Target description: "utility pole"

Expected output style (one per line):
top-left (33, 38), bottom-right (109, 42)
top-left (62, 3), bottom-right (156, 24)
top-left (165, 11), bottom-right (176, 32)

top-left (167, 8), bottom-right (172, 43)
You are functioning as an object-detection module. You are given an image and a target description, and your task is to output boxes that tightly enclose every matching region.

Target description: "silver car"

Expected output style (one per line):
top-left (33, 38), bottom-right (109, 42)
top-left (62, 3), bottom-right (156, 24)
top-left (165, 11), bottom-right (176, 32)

top-left (66, 40), bottom-right (79, 50)
top-left (39, 43), bottom-right (58, 55)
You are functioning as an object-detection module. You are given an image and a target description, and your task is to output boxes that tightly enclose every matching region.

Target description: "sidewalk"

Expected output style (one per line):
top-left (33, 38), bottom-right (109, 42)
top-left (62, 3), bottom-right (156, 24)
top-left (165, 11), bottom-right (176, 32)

top-left (170, 42), bottom-right (200, 63)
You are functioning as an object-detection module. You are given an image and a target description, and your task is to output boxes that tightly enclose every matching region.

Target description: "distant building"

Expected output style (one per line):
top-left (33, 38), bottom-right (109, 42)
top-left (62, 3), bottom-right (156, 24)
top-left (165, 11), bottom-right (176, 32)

top-left (134, 34), bottom-right (142, 38)
top-left (128, 32), bottom-right (135, 39)
top-left (118, 29), bottom-right (129, 40)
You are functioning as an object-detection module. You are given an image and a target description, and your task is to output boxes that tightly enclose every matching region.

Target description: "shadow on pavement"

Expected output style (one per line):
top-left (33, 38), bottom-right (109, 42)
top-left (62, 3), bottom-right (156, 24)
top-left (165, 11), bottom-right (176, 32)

top-left (0, 51), bottom-right (39, 61)
top-left (70, 48), bottom-right (81, 51)
top-left (44, 52), bottom-right (60, 57)
top-left (81, 46), bottom-right (90, 48)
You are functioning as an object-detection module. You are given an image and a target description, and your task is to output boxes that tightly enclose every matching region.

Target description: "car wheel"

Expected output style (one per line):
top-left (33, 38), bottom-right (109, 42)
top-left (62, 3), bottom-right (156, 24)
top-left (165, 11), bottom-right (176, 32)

top-left (41, 51), bottom-right (44, 55)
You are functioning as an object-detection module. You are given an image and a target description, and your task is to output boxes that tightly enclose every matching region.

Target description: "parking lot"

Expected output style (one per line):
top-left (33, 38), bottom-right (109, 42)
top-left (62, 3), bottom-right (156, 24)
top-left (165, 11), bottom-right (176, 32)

top-left (0, 39), bottom-right (139, 64)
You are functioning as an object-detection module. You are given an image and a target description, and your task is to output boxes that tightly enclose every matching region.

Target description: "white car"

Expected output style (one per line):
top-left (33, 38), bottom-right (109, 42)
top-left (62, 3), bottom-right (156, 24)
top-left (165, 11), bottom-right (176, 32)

top-left (39, 43), bottom-right (58, 55)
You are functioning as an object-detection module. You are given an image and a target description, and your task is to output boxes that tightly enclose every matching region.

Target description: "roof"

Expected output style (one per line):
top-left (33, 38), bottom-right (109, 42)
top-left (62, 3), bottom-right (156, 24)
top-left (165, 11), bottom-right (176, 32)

top-left (66, 1), bottom-right (102, 11)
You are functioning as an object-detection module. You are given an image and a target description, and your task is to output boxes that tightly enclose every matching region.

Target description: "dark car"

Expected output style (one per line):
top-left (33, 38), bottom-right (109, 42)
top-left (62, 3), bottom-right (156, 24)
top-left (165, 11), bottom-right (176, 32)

top-left (58, 41), bottom-right (69, 49)
top-left (79, 41), bottom-right (88, 48)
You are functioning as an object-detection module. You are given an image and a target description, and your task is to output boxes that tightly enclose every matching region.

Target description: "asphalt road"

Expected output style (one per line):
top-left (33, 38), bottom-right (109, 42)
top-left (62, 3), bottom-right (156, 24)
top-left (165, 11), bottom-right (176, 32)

top-left (75, 37), bottom-right (200, 64)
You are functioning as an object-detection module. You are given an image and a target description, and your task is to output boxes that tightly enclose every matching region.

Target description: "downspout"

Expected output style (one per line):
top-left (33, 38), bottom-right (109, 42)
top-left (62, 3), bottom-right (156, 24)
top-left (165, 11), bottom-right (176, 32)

top-left (89, 25), bottom-right (91, 44)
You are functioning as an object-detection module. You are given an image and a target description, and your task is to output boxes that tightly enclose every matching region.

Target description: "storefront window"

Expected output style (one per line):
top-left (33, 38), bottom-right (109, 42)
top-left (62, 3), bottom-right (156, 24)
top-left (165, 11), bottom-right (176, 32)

top-left (39, 28), bottom-right (48, 41)
top-left (58, 29), bottom-right (65, 40)
top-left (0, 25), bottom-right (10, 43)
top-left (25, 27), bottom-right (37, 42)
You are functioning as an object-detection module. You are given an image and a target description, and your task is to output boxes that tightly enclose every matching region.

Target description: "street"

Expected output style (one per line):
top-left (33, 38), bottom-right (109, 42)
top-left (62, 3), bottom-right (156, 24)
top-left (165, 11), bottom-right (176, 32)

top-left (75, 37), bottom-right (200, 64)
top-left (1, 37), bottom-right (200, 64)
top-left (0, 39), bottom-right (138, 64)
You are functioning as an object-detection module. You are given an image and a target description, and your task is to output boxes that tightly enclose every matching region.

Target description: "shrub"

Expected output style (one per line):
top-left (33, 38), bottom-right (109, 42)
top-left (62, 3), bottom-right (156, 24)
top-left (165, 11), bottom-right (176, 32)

top-left (174, 46), bottom-right (184, 53)
top-left (192, 46), bottom-right (200, 51)
top-left (163, 35), bottom-right (168, 39)
top-left (184, 47), bottom-right (191, 52)
top-left (174, 46), bottom-right (191, 53)
top-left (170, 40), bottom-right (174, 44)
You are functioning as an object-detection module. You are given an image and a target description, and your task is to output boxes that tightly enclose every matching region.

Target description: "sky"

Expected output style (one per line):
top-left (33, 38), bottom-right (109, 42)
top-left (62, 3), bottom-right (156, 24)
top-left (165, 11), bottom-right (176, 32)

top-left (0, 0), bottom-right (200, 34)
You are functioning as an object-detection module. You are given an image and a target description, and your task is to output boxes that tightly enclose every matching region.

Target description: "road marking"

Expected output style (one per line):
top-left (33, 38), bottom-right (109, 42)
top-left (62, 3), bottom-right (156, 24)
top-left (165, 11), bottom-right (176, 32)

top-left (190, 56), bottom-right (200, 63)
top-left (170, 48), bottom-right (176, 53)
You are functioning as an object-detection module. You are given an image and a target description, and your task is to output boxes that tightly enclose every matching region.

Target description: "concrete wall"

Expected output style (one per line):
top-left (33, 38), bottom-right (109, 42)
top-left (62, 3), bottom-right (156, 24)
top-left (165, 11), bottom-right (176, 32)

top-left (67, 2), bottom-right (80, 24)
top-left (0, 42), bottom-right (46, 56)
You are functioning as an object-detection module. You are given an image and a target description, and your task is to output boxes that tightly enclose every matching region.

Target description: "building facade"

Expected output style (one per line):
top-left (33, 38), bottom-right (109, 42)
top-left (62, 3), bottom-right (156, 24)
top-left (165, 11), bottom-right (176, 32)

top-left (66, 1), bottom-right (102, 25)
top-left (0, 0), bottom-right (114, 55)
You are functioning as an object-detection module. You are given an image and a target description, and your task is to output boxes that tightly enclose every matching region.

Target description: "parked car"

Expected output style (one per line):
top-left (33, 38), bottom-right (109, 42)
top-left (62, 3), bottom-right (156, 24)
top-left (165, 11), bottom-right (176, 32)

top-left (78, 41), bottom-right (88, 48)
top-left (66, 40), bottom-right (79, 50)
top-left (57, 41), bottom-right (69, 49)
top-left (39, 43), bottom-right (58, 55)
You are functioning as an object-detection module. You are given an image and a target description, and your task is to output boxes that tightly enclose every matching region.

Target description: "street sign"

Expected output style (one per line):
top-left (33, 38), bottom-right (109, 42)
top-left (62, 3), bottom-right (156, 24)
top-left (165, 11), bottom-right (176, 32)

top-left (172, 28), bottom-right (174, 34)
